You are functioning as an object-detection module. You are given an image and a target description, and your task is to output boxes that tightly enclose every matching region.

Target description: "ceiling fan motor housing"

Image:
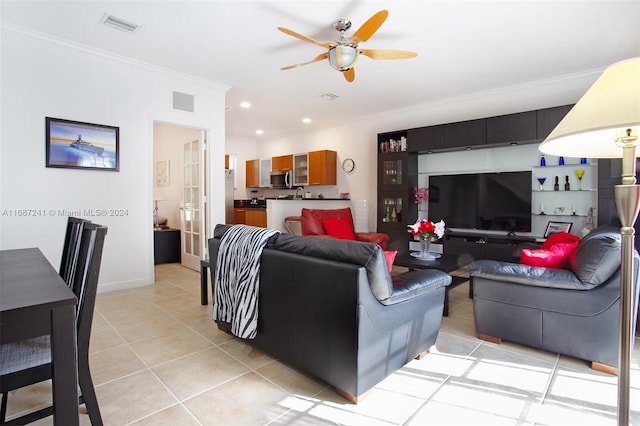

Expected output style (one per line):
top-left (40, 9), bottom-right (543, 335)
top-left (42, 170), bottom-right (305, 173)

top-left (328, 45), bottom-right (358, 71)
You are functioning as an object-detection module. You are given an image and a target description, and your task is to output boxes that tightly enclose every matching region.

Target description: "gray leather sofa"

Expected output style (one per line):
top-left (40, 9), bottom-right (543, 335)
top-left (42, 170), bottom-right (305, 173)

top-left (468, 225), bottom-right (640, 371)
top-left (208, 224), bottom-right (451, 402)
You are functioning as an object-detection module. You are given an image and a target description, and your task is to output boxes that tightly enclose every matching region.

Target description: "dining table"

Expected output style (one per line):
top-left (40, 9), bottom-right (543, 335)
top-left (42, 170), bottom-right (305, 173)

top-left (0, 248), bottom-right (79, 425)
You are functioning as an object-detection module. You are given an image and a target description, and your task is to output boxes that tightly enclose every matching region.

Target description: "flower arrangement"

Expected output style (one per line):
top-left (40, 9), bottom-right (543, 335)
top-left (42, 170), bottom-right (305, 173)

top-left (408, 219), bottom-right (446, 258)
top-left (413, 186), bottom-right (429, 204)
top-left (408, 219), bottom-right (446, 240)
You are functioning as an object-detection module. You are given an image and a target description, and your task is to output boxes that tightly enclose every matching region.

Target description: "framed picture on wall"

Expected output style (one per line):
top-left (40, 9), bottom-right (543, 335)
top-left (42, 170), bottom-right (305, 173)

top-left (544, 221), bottom-right (573, 238)
top-left (155, 160), bottom-right (170, 187)
top-left (45, 117), bottom-right (119, 171)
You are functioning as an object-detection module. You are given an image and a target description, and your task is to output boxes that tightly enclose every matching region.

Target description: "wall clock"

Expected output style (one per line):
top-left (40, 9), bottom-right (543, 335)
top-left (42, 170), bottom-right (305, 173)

top-left (342, 158), bottom-right (355, 173)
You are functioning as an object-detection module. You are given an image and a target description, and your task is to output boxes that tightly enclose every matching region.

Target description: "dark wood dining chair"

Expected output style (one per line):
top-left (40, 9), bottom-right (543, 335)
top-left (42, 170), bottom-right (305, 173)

top-left (0, 222), bottom-right (108, 425)
top-left (59, 217), bottom-right (91, 287)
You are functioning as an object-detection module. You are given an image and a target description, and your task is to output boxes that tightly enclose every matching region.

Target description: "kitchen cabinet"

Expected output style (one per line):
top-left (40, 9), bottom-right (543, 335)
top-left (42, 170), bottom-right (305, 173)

top-left (308, 150), bottom-right (337, 185)
top-left (260, 158), bottom-right (271, 187)
top-left (444, 118), bottom-right (487, 149)
top-left (486, 110), bottom-right (537, 145)
top-left (272, 154), bottom-right (293, 172)
top-left (234, 208), bottom-right (266, 227)
top-left (246, 159), bottom-right (260, 188)
top-left (293, 153), bottom-right (308, 186)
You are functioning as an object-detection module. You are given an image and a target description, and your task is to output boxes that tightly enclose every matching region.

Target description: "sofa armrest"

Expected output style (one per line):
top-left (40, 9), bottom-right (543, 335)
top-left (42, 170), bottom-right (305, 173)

top-left (355, 232), bottom-right (389, 249)
top-left (380, 269), bottom-right (451, 306)
top-left (468, 259), bottom-right (587, 290)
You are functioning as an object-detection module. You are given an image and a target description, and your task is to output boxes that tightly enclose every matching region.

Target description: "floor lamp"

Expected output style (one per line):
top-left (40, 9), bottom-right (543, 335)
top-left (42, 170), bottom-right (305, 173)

top-left (539, 57), bottom-right (640, 425)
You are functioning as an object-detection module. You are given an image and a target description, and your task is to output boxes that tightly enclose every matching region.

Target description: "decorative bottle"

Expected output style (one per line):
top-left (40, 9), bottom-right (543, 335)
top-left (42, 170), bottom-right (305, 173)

top-left (554, 176), bottom-right (559, 191)
top-left (564, 175), bottom-right (570, 191)
top-left (580, 157), bottom-right (588, 164)
top-left (540, 155), bottom-right (546, 167)
top-left (559, 156), bottom-right (565, 165)
top-left (391, 207), bottom-right (397, 223)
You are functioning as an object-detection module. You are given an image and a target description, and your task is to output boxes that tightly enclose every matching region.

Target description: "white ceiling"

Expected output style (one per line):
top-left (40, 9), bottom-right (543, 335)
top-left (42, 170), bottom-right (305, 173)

top-left (2, 1), bottom-right (639, 141)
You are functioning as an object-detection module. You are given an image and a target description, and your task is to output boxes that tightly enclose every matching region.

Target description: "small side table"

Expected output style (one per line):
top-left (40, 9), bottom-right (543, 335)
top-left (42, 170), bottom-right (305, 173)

top-left (153, 228), bottom-right (181, 264)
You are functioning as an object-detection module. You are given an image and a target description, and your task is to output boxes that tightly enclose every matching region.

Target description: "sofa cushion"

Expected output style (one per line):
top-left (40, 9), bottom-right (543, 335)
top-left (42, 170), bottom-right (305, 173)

top-left (322, 218), bottom-right (356, 240)
top-left (540, 232), bottom-right (580, 250)
top-left (569, 226), bottom-right (621, 287)
top-left (269, 232), bottom-right (393, 301)
top-left (301, 208), bottom-right (354, 236)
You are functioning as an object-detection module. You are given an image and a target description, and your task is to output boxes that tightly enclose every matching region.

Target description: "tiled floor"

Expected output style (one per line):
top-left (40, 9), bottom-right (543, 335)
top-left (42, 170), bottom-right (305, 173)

top-left (4, 263), bottom-right (640, 425)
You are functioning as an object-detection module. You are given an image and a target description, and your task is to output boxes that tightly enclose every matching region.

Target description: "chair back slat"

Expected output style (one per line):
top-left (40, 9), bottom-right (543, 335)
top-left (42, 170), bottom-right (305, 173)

top-left (59, 217), bottom-right (91, 287)
top-left (71, 223), bottom-right (107, 346)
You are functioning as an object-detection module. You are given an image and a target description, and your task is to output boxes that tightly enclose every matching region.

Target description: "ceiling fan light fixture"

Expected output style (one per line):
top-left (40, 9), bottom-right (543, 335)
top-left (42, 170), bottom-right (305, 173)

top-left (328, 45), bottom-right (358, 71)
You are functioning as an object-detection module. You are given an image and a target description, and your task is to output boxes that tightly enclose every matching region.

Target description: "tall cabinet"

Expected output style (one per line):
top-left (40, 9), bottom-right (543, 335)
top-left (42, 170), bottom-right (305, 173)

top-left (377, 131), bottom-right (418, 253)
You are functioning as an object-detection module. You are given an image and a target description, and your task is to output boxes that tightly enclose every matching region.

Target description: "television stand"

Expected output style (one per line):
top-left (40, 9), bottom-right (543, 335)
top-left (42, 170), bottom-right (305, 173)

top-left (444, 230), bottom-right (540, 264)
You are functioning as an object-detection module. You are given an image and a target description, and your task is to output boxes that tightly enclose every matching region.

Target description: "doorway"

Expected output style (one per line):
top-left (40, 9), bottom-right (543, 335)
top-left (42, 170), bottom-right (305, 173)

top-left (153, 122), bottom-right (208, 271)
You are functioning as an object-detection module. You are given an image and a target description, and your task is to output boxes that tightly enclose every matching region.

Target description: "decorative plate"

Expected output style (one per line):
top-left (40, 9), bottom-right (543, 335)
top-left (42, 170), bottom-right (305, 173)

top-left (410, 252), bottom-right (442, 260)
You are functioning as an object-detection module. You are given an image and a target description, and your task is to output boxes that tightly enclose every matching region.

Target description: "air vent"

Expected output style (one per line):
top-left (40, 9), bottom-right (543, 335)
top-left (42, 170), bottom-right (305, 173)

top-left (320, 93), bottom-right (339, 101)
top-left (100, 13), bottom-right (140, 33)
top-left (173, 91), bottom-right (194, 112)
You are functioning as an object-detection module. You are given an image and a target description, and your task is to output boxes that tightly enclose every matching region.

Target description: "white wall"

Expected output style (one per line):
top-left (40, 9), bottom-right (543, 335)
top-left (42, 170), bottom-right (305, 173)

top-left (0, 26), bottom-right (228, 292)
top-left (254, 70), bottom-right (602, 232)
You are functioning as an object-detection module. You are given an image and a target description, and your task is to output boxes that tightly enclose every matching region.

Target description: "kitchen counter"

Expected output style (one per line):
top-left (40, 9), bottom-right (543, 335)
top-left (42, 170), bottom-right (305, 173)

top-left (266, 198), bottom-right (352, 232)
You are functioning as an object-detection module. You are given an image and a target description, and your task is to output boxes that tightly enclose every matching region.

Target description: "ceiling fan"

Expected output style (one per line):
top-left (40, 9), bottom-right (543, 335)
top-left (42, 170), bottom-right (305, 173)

top-left (278, 9), bottom-right (417, 82)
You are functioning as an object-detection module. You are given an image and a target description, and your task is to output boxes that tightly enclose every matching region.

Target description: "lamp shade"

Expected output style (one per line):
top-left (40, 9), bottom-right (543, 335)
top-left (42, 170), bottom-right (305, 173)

top-left (539, 57), bottom-right (640, 159)
top-left (328, 45), bottom-right (359, 71)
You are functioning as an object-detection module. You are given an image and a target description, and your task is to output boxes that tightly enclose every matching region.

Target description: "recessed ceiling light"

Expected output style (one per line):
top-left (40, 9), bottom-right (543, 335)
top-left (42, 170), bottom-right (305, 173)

top-left (302, 117), bottom-right (312, 124)
top-left (100, 13), bottom-right (140, 33)
top-left (256, 129), bottom-right (264, 135)
top-left (240, 101), bottom-right (251, 108)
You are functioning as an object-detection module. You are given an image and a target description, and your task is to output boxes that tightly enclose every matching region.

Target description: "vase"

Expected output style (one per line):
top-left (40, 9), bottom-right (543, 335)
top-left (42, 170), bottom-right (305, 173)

top-left (420, 233), bottom-right (433, 258)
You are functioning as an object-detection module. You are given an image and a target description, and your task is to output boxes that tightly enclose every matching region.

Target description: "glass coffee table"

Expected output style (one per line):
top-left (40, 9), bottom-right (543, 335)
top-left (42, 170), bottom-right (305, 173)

top-left (393, 252), bottom-right (471, 316)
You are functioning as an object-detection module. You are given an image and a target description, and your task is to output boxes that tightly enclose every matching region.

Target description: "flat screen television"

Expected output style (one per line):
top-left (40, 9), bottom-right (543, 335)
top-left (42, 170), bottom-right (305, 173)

top-left (428, 171), bottom-right (532, 233)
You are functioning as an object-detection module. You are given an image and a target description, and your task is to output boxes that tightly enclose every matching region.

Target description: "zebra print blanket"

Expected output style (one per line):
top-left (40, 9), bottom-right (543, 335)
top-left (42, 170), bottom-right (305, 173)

top-left (213, 224), bottom-right (280, 339)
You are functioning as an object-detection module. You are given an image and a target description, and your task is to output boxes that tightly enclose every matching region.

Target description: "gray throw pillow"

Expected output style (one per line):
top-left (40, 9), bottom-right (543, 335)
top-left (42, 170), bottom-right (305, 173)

top-left (569, 227), bottom-right (621, 287)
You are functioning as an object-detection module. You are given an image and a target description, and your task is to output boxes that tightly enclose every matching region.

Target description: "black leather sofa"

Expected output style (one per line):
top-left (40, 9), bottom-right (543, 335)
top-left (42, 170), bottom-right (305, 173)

top-left (468, 225), bottom-right (640, 371)
top-left (208, 224), bottom-right (451, 402)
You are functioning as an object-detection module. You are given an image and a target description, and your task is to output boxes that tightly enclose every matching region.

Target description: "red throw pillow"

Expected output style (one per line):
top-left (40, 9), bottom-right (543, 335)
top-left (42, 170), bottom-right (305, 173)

top-left (384, 250), bottom-right (397, 272)
top-left (521, 241), bottom-right (579, 269)
top-left (540, 232), bottom-right (580, 250)
top-left (322, 218), bottom-right (356, 240)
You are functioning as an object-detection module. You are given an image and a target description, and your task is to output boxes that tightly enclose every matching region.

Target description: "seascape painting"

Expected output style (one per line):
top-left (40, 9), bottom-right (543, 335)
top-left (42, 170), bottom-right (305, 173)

top-left (46, 117), bottom-right (119, 171)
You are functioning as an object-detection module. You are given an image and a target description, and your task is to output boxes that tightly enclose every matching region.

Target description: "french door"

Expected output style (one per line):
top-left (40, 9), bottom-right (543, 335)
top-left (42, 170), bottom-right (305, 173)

top-left (180, 133), bottom-right (206, 270)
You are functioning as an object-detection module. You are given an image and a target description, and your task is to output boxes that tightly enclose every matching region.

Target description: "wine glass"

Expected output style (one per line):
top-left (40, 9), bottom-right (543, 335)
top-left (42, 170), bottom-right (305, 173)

top-left (575, 169), bottom-right (585, 190)
top-left (536, 176), bottom-right (547, 191)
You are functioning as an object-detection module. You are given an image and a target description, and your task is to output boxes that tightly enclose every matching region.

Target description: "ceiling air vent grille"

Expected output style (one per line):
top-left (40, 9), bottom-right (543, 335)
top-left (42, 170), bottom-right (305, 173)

top-left (100, 13), bottom-right (140, 33)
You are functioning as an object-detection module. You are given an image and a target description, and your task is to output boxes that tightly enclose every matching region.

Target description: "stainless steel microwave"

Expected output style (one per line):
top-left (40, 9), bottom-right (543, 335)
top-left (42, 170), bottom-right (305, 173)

top-left (270, 170), bottom-right (292, 188)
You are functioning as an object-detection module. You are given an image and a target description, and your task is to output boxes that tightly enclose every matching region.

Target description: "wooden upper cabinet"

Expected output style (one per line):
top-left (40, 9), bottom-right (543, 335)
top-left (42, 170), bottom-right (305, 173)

top-left (272, 154), bottom-right (293, 172)
top-left (308, 150), bottom-right (337, 185)
top-left (408, 125), bottom-right (445, 152)
top-left (444, 119), bottom-right (487, 149)
top-left (486, 111), bottom-right (537, 145)
top-left (245, 159), bottom-right (260, 188)
top-left (536, 105), bottom-right (573, 140)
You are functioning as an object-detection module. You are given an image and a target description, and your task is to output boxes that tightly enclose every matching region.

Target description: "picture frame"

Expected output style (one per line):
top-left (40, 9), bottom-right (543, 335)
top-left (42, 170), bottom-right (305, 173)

top-left (155, 160), bottom-right (170, 187)
top-left (544, 221), bottom-right (573, 238)
top-left (46, 117), bottom-right (119, 171)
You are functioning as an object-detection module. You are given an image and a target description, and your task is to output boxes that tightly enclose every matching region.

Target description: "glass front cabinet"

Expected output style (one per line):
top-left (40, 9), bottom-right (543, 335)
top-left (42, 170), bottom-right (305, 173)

top-left (377, 131), bottom-right (417, 253)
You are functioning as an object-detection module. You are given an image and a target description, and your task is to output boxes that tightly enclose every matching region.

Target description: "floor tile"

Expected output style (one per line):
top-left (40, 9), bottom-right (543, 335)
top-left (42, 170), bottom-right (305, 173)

top-left (256, 359), bottom-right (328, 398)
top-left (183, 372), bottom-right (291, 425)
top-left (129, 328), bottom-right (213, 367)
top-left (129, 403), bottom-right (201, 426)
top-left (218, 338), bottom-right (276, 369)
top-left (89, 344), bottom-right (147, 385)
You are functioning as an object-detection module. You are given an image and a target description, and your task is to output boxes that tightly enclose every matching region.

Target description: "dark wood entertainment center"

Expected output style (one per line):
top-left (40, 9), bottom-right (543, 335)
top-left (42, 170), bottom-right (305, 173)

top-left (377, 104), bottom-right (573, 259)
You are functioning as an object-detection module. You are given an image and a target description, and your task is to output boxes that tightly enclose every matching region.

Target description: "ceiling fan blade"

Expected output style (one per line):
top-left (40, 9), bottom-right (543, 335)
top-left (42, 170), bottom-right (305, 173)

top-left (277, 27), bottom-right (333, 48)
top-left (281, 53), bottom-right (328, 70)
top-left (350, 10), bottom-right (389, 44)
top-left (359, 49), bottom-right (418, 60)
top-left (343, 67), bottom-right (355, 82)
